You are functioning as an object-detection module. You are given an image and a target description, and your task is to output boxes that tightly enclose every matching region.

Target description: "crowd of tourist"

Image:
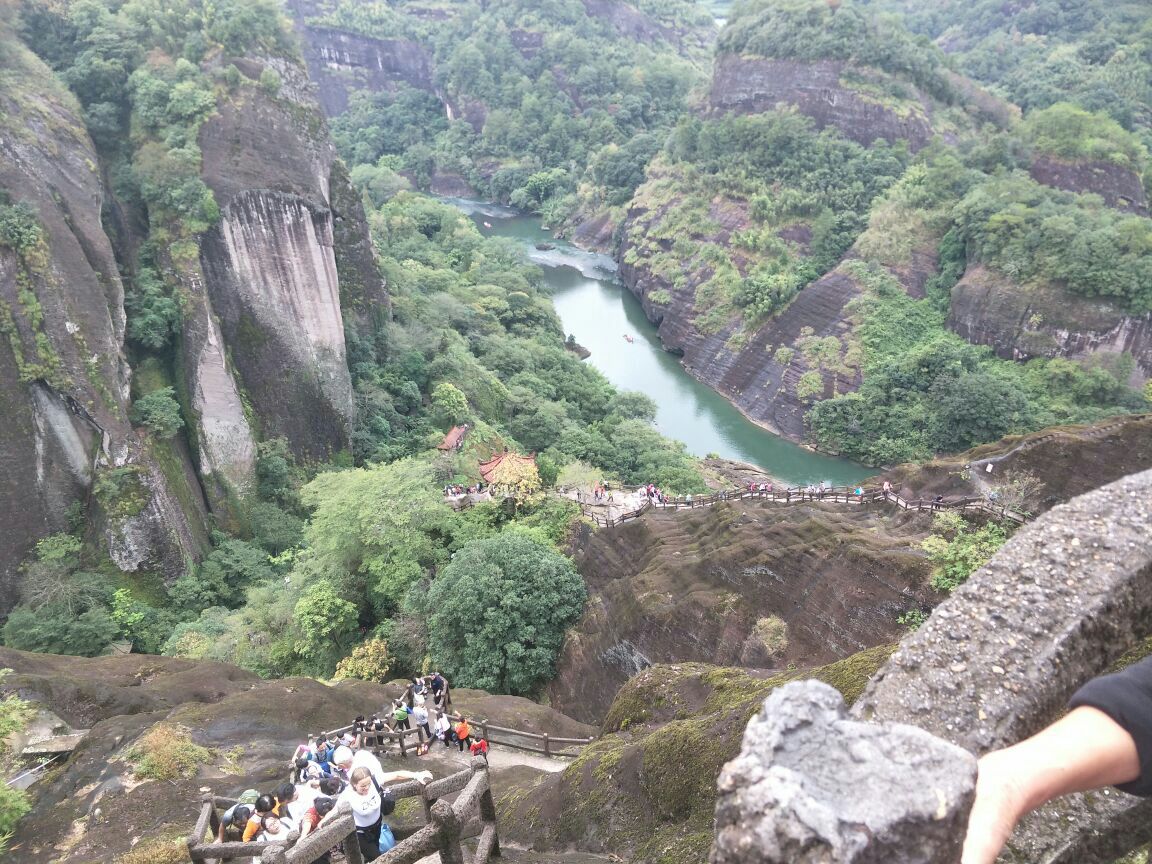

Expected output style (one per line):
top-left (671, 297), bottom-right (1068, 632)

top-left (443, 482), bottom-right (486, 497)
top-left (215, 673), bottom-right (489, 862)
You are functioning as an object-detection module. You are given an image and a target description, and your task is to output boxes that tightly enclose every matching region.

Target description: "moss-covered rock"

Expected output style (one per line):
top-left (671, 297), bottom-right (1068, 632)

top-left (502, 647), bottom-right (895, 864)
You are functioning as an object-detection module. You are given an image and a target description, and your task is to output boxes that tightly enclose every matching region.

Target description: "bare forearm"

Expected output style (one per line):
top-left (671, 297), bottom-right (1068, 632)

top-left (962, 707), bottom-right (1140, 864)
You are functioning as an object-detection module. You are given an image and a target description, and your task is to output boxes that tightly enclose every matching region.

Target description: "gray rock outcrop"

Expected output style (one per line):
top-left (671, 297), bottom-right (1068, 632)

top-left (0, 36), bottom-right (208, 605)
top-left (949, 265), bottom-right (1152, 387)
top-left (1029, 154), bottom-right (1149, 215)
top-left (712, 680), bottom-right (976, 864)
top-left (707, 56), bottom-right (936, 151)
top-left (715, 468), bottom-right (1152, 863)
top-left (196, 56), bottom-right (386, 465)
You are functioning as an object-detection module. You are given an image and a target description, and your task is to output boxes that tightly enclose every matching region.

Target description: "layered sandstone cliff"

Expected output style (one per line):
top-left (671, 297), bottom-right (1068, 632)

top-left (0, 36), bottom-right (209, 609)
top-left (196, 56), bottom-right (384, 465)
top-left (707, 55), bottom-right (936, 151)
top-left (948, 265), bottom-right (1152, 385)
top-left (0, 31), bottom-right (386, 605)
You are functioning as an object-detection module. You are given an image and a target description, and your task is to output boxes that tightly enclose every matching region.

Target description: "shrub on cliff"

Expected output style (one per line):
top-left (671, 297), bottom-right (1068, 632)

top-left (131, 387), bottom-right (184, 438)
top-left (0, 199), bottom-right (43, 254)
top-left (424, 531), bottom-right (586, 696)
top-left (922, 511), bottom-right (1011, 592)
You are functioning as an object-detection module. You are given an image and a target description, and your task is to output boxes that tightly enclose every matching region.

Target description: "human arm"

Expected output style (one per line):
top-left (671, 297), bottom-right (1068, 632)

top-left (297, 814), bottom-right (314, 841)
top-left (961, 704), bottom-right (1143, 864)
top-left (379, 769), bottom-right (433, 786)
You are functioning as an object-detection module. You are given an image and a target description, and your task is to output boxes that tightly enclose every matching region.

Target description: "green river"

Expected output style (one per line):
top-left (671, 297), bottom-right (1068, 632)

top-left (448, 199), bottom-right (873, 486)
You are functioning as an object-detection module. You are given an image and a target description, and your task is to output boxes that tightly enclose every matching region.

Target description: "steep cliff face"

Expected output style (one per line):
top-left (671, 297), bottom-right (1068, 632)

top-left (195, 57), bottom-right (386, 465)
top-left (549, 502), bottom-right (931, 724)
top-left (948, 265), bottom-right (1152, 385)
top-left (0, 36), bottom-right (208, 608)
top-left (708, 56), bottom-right (936, 151)
top-left (621, 226), bottom-right (868, 439)
top-left (293, 24), bottom-right (436, 117)
top-left (1029, 154), bottom-right (1149, 215)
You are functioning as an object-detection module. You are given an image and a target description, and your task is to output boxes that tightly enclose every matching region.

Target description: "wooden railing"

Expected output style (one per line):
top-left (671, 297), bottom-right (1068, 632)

top-left (186, 757), bottom-right (498, 864)
top-left (580, 485), bottom-right (1029, 529)
top-left (322, 710), bottom-right (594, 760)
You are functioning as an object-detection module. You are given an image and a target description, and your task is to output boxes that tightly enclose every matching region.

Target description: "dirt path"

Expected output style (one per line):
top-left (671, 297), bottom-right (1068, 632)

top-left (417, 743), bottom-right (574, 774)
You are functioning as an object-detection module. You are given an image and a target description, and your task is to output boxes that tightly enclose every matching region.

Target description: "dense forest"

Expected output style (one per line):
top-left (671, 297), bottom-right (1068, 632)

top-left (316, 0), bottom-right (715, 225)
top-left (2, 0), bottom-right (1151, 700)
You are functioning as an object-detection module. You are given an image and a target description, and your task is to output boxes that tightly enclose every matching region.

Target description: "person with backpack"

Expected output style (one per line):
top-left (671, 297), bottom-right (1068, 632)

top-left (391, 700), bottom-right (411, 733)
top-left (337, 765), bottom-right (432, 861)
top-left (413, 701), bottom-right (431, 754)
top-left (258, 813), bottom-right (293, 843)
top-left (433, 711), bottom-right (452, 748)
top-left (430, 671), bottom-right (450, 710)
top-left (241, 794), bottom-right (280, 842)
top-left (216, 798), bottom-right (254, 843)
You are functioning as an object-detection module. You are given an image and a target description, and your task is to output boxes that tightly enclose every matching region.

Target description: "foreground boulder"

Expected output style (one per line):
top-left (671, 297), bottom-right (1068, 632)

top-left (714, 467), bottom-right (1152, 863)
top-left (712, 681), bottom-right (975, 864)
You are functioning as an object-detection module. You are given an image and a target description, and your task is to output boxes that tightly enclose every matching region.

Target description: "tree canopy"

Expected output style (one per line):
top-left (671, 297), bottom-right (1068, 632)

top-left (424, 531), bottom-right (586, 696)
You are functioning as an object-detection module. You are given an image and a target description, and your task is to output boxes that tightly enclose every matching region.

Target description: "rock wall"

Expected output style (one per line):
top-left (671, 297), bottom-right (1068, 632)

top-left (949, 265), bottom-right (1152, 385)
top-left (720, 467), bottom-right (1152, 863)
top-left (196, 57), bottom-right (386, 463)
top-left (707, 56), bottom-right (936, 151)
top-left (550, 503), bottom-right (932, 724)
top-left (292, 25), bottom-right (435, 117)
top-left (0, 37), bottom-right (207, 607)
top-left (281, 0), bottom-right (438, 118)
top-left (1029, 154), bottom-right (1149, 215)
top-left (620, 212), bottom-right (869, 440)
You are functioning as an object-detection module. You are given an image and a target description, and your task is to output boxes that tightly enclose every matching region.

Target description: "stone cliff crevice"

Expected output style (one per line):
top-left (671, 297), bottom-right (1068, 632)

top-left (0, 37), bottom-right (209, 605)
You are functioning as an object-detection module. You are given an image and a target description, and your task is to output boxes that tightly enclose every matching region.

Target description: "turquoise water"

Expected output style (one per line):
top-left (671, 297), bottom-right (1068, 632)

top-left (446, 199), bottom-right (873, 486)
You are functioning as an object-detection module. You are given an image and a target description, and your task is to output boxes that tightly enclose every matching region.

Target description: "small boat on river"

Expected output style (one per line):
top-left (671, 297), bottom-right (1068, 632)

top-left (623, 334), bottom-right (634, 343)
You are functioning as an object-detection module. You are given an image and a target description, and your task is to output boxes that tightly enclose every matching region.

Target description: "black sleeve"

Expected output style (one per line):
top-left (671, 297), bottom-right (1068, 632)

top-left (1069, 655), bottom-right (1152, 796)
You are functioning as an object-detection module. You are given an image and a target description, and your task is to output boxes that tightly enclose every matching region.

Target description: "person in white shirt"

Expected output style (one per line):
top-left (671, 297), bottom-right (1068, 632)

top-left (337, 766), bottom-right (431, 861)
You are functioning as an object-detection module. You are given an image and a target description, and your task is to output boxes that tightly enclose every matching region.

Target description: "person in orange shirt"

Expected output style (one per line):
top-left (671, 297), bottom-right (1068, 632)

top-left (241, 794), bottom-right (278, 842)
top-left (454, 717), bottom-right (473, 752)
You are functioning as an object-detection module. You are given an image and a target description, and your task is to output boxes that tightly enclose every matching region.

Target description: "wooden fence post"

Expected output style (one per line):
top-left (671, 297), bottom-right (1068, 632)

top-left (542, 733), bottom-right (550, 758)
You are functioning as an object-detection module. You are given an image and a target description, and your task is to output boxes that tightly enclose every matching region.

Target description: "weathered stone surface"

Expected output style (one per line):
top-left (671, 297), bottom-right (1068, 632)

top-left (708, 56), bottom-right (935, 151)
top-left (712, 680), bottom-right (975, 864)
top-left (949, 265), bottom-right (1152, 386)
top-left (853, 468), bottom-right (1152, 861)
top-left (197, 59), bottom-right (380, 463)
top-left (550, 504), bottom-right (933, 723)
top-left (1029, 154), bottom-right (1149, 215)
top-left (882, 415), bottom-right (1152, 516)
top-left (0, 36), bottom-right (207, 603)
top-left (284, 0), bottom-right (436, 117)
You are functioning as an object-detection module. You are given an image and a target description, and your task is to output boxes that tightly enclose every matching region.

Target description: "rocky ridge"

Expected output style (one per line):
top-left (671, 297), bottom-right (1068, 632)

top-left (0, 25), bottom-right (387, 605)
top-left (0, 31), bottom-right (210, 606)
top-left (550, 500), bottom-right (933, 723)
